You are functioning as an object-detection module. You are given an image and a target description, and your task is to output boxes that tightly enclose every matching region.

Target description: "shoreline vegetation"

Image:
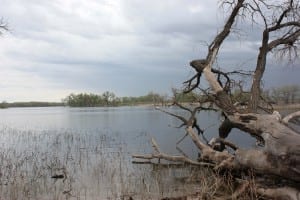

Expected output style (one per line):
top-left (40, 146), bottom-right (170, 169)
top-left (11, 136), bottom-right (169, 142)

top-left (0, 100), bottom-right (299, 111)
top-left (1, 84), bottom-right (299, 109)
top-left (1, 89), bottom-right (300, 110)
top-left (0, 101), bottom-right (64, 108)
top-left (0, 91), bottom-right (195, 109)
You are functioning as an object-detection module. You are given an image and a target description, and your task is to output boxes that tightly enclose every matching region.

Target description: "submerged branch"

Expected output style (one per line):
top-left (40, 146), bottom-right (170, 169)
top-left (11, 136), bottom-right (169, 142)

top-left (132, 138), bottom-right (214, 167)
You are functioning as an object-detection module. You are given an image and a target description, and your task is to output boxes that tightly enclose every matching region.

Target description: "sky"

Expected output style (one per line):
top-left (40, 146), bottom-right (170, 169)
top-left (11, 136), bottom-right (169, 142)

top-left (0, 0), bottom-right (299, 102)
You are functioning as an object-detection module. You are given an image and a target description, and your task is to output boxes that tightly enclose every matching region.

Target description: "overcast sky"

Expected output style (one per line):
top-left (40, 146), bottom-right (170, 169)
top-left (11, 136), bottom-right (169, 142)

top-left (0, 0), bottom-right (299, 102)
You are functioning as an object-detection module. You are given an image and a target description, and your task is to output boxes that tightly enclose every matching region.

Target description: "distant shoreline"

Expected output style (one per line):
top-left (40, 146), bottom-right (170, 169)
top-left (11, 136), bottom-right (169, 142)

top-left (0, 102), bottom-right (65, 109)
top-left (1, 101), bottom-right (300, 110)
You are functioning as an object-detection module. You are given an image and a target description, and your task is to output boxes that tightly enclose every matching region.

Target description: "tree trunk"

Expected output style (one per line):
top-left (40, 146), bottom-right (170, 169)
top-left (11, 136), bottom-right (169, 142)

top-left (228, 113), bottom-right (300, 182)
top-left (249, 31), bottom-right (269, 112)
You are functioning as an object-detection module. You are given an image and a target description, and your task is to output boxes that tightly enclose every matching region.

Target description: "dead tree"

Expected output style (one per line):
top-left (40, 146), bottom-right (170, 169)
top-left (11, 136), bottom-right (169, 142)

top-left (248, 0), bottom-right (300, 111)
top-left (133, 0), bottom-right (300, 199)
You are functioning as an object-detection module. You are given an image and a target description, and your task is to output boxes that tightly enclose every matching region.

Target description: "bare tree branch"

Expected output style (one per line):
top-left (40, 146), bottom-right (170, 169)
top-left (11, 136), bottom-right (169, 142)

top-left (207, 0), bottom-right (245, 67)
top-left (0, 18), bottom-right (9, 35)
top-left (268, 29), bottom-right (300, 50)
top-left (282, 110), bottom-right (300, 124)
top-left (132, 138), bottom-right (214, 166)
top-left (155, 106), bottom-right (188, 125)
top-left (183, 73), bottom-right (201, 93)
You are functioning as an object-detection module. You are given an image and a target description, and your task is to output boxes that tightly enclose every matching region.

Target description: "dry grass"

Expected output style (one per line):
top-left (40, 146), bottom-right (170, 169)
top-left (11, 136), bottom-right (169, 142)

top-left (0, 125), bottom-right (264, 200)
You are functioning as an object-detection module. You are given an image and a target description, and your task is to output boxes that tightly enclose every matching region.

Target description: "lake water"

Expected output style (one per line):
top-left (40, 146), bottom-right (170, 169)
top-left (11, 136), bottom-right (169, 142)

top-left (0, 106), bottom-right (256, 199)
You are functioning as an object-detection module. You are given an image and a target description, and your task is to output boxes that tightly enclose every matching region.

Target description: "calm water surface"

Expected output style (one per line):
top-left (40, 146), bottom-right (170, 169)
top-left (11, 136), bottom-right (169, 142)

top-left (0, 106), bottom-right (255, 199)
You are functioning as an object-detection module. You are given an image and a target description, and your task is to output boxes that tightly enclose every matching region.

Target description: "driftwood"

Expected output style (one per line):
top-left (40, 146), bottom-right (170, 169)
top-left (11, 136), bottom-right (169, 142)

top-left (133, 0), bottom-right (300, 199)
top-left (132, 138), bottom-right (214, 167)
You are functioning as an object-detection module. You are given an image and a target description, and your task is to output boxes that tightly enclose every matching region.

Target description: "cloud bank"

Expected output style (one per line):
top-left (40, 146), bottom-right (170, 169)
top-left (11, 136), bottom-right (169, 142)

top-left (0, 0), bottom-right (298, 102)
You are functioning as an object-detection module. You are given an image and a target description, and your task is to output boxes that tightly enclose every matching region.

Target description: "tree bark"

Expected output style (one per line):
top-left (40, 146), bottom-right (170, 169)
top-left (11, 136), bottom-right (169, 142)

top-left (249, 30), bottom-right (269, 112)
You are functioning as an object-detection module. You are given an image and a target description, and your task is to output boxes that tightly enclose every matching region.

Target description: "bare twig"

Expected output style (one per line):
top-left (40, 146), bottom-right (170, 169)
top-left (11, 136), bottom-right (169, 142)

top-left (0, 18), bottom-right (9, 35)
top-left (216, 138), bottom-right (239, 151)
top-left (183, 73), bottom-right (201, 93)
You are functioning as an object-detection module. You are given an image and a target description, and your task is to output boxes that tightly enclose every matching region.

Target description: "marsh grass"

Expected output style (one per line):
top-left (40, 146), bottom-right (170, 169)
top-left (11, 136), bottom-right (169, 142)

top-left (0, 124), bottom-right (259, 200)
top-left (0, 125), bottom-right (218, 199)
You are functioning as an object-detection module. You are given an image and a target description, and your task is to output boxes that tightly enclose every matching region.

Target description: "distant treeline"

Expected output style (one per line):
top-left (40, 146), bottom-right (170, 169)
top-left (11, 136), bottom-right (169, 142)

top-left (63, 91), bottom-right (168, 107)
top-left (3, 85), bottom-right (297, 108)
top-left (231, 84), bottom-right (300, 105)
top-left (263, 84), bottom-right (300, 104)
top-left (0, 91), bottom-right (197, 108)
top-left (63, 91), bottom-right (198, 107)
top-left (0, 101), bottom-right (64, 109)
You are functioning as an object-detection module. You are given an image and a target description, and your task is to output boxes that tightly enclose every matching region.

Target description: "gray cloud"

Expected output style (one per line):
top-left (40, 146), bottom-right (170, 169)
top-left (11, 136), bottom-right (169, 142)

top-left (0, 0), bottom-right (298, 102)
